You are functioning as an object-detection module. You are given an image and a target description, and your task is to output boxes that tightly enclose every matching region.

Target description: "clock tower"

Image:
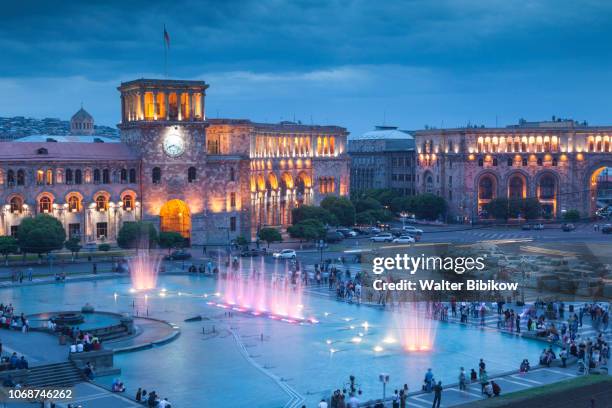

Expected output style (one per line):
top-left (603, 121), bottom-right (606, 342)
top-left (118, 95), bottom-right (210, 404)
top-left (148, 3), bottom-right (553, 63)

top-left (117, 79), bottom-right (209, 244)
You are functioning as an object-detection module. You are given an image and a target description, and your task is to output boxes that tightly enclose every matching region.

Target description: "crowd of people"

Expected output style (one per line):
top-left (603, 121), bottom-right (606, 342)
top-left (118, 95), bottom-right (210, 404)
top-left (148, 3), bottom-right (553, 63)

top-left (67, 328), bottom-right (103, 353)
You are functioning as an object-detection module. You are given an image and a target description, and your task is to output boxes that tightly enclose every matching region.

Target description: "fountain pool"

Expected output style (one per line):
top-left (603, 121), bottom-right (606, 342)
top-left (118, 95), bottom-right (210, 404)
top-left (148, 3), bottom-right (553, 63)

top-left (1, 274), bottom-right (550, 408)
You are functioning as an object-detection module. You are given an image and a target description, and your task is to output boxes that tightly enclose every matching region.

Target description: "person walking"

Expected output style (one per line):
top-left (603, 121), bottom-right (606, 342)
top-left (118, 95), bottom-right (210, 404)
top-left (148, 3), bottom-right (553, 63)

top-left (432, 381), bottom-right (442, 408)
top-left (458, 367), bottom-right (467, 390)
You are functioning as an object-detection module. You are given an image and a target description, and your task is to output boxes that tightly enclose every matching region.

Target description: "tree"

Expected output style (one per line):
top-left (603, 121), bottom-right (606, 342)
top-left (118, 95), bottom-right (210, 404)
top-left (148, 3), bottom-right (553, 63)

top-left (563, 209), bottom-right (580, 222)
top-left (485, 198), bottom-right (510, 220)
top-left (355, 209), bottom-right (393, 225)
top-left (353, 197), bottom-right (382, 213)
top-left (521, 198), bottom-right (542, 220)
top-left (117, 221), bottom-right (158, 249)
top-left (320, 196), bottom-right (356, 227)
top-left (0, 236), bottom-right (18, 266)
top-left (287, 219), bottom-right (326, 241)
top-left (235, 236), bottom-right (249, 248)
top-left (158, 231), bottom-right (185, 253)
top-left (64, 237), bottom-right (82, 261)
top-left (258, 227), bottom-right (282, 248)
top-left (98, 243), bottom-right (111, 252)
top-left (291, 206), bottom-right (337, 225)
top-left (411, 194), bottom-right (447, 221)
top-left (390, 196), bottom-right (413, 214)
top-left (17, 215), bottom-right (66, 256)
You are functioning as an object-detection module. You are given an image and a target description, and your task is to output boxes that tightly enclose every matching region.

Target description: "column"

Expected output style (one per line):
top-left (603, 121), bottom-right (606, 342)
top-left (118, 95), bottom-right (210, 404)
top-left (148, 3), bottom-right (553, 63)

top-left (120, 95), bottom-right (125, 123)
top-left (152, 91), bottom-right (158, 120)
top-left (165, 93), bottom-right (170, 121)
top-left (178, 92), bottom-right (182, 121)
top-left (139, 91), bottom-right (145, 120)
top-left (189, 91), bottom-right (194, 121)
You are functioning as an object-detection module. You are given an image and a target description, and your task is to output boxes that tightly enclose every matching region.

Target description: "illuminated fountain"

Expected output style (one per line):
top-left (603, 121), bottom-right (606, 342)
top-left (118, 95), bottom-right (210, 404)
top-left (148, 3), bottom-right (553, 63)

top-left (129, 249), bottom-right (161, 291)
top-left (394, 302), bottom-right (438, 352)
top-left (210, 257), bottom-right (316, 324)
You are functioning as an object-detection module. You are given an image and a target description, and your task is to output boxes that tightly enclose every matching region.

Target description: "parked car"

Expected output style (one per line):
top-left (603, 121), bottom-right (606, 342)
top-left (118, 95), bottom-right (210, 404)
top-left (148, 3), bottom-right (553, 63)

top-left (533, 223), bottom-right (544, 230)
top-left (370, 233), bottom-right (394, 242)
top-left (325, 231), bottom-right (344, 243)
top-left (368, 226), bottom-right (381, 234)
top-left (402, 225), bottom-right (424, 235)
top-left (352, 227), bottom-right (368, 235)
top-left (390, 228), bottom-right (404, 237)
top-left (164, 250), bottom-right (192, 261)
top-left (601, 224), bottom-right (612, 234)
top-left (561, 223), bottom-right (575, 232)
top-left (521, 224), bottom-right (532, 230)
top-left (336, 228), bottom-right (357, 238)
top-left (272, 249), bottom-right (296, 259)
top-left (392, 235), bottom-right (415, 243)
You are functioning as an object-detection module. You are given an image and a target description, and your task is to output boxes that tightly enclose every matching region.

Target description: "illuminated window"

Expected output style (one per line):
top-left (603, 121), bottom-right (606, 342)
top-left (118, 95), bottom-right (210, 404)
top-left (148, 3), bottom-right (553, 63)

top-left (46, 169), bottom-right (53, 185)
top-left (68, 195), bottom-right (81, 212)
top-left (39, 196), bottom-right (52, 213)
top-left (230, 192), bottom-right (236, 208)
top-left (36, 170), bottom-right (44, 185)
top-left (96, 195), bottom-right (108, 211)
top-left (10, 197), bottom-right (23, 213)
top-left (96, 222), bottom-right (108, 239)
top-left (123, 194), bottom-right (134, 210)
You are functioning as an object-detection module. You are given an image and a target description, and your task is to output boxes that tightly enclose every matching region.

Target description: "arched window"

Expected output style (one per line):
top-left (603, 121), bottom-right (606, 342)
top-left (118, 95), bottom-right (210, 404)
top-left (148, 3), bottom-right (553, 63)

top-left (93, 169), bottom-right (101, 184)
top-left (16, 170), bottom-right (25, 186)
top-left (188, 167), bottom-right (197, 183)
top-left (46, 169), bottom-right (53, 185)
top-left (539, 175), bottom-right (555, 199)
top-left (478, 177), bottom-right (494, 200)
top-left (102, 169), bottom-right (110, 184)
top-left (122, 194), bottom-right (134, 210)
top-left (230, 167), bottom-right (235, 181)
top-left (425, 175), bottom-right (434, 194)
top-left (39, 196), bottom-right (52, 213)
top-left (129, 168), bottom-right (136, 183)
top-left (36, 169), bottom-right (44, 185)
top-left (509, 176), bottom-right (525, 199)
top-left (96, 195), bottom-right (108, 211)
top-left (74, 169), bottom-right (82, 185)
top-left (120, 169), bottom-right (127, 184)
top-left (7, 170), bottom-right (15, 185)
top-left (152, 167), bottom-right (161, 184)
top-left (68, 195), bottom-right (80, 212)
top-left (10, 197), bottom-right (23, 213)
top-left (65, 169), bottom-right (73, 184)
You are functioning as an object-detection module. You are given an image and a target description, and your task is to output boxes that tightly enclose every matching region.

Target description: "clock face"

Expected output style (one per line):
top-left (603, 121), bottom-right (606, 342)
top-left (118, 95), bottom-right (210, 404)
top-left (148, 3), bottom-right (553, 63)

top-left (163, 133), bottom-right (185, 157)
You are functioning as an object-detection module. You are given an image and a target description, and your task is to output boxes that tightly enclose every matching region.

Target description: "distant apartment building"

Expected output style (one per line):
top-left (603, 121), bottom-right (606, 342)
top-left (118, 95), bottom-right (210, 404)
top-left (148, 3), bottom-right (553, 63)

top-left (348, 126), bottom-right (416, 195)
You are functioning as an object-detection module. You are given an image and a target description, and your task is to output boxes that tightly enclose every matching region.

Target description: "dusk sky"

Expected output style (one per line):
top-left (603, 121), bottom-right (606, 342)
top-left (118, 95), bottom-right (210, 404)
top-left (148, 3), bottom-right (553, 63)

top-left (2, 0), bottom-right (612, 136)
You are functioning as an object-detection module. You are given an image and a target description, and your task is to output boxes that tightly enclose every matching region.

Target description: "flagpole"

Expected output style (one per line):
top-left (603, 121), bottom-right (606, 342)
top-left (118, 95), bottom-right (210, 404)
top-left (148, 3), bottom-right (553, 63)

top-left (163, 25), bottom-right (168, 78)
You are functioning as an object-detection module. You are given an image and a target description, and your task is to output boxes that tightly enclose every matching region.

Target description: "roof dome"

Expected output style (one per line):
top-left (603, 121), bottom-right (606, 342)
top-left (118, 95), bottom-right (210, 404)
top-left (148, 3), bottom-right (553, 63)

top-left (70, 106), bottom-right (94, 135)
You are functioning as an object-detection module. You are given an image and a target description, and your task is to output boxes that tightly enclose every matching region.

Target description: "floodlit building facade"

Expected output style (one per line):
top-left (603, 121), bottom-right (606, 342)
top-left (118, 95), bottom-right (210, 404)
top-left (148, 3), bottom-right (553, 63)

top-left (0, 78), bottom-right (350, 245)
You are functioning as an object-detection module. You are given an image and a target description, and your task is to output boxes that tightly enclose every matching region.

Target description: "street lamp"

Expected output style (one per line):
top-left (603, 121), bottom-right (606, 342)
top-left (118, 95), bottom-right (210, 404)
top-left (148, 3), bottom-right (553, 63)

top-left (379, 373), bottom-right (389, 400)
top-left (400, 212), bottom-right (408, 229)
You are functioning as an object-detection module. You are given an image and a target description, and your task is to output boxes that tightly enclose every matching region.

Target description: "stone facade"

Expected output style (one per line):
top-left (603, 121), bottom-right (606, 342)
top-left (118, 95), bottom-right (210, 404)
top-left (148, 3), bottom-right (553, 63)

top-left (0, 78), bottom-right (350, 246)
top-left (413, 120), bottom-right (612, 222)
top-left (348, 126), bottom-right (416, 195)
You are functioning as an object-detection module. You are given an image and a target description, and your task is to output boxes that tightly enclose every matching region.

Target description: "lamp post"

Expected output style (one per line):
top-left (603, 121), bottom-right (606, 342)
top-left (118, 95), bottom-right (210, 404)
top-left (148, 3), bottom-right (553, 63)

top-left (379, 373), bottom-right (389, 401)
top-left (400, 211), bottom-right (408, 229)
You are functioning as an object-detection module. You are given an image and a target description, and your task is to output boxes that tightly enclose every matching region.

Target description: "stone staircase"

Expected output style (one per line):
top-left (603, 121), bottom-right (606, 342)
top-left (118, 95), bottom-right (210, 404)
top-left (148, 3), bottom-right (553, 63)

top-left (27, 361), bottom-right (85, 387)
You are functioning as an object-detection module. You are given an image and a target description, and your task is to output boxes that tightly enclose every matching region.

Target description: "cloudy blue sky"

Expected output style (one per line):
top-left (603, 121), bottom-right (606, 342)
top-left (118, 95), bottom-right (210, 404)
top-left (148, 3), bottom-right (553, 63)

top-left (1, 0), bottom-right (612, 136)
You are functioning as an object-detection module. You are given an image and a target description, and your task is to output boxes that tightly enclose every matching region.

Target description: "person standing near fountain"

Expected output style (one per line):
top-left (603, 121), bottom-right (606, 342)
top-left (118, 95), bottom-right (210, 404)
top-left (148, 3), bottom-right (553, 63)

top-left (432, 381), bottom-right (442, 408)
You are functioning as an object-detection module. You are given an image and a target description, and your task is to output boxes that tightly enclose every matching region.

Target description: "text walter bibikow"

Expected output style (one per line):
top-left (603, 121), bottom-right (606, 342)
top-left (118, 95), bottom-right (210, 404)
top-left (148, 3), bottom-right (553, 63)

top-left (371, 254), bottom-right (518, 292)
